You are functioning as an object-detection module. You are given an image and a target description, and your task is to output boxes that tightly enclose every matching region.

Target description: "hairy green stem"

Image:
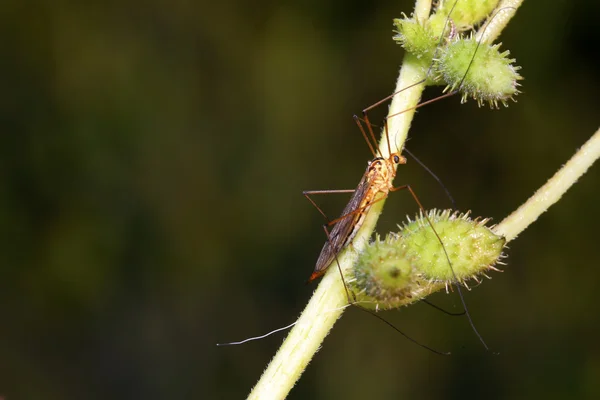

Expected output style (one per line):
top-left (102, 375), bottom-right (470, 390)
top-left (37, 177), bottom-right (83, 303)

top-left (475, 0), bottom-right (525, 44)
top-left (494, 127), bottom-right (600, 242)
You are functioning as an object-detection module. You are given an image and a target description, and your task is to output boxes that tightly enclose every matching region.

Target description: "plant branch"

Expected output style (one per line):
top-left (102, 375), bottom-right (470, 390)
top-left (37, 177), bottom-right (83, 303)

top-left (494, 127), bottom-right (600, 242)
top-left (475, 0), bottom-right (525, 44)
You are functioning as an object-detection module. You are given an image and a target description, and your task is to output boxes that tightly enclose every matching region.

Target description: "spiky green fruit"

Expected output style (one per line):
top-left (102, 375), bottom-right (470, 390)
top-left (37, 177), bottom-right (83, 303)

top-left (436, 37), bottom-right (522, 107)
top-left (392, 16), bottom-right (450, 85)
top-left (401, 210), bottom-right (506, 283)
top-left (351, 233), bottom-right (418, 309)
top-left (349, 210), bottom-right (506, 310)
top-left (392, 1), bottom-right (522, 107)
top-left (393, 17), bottom-right (440, 62)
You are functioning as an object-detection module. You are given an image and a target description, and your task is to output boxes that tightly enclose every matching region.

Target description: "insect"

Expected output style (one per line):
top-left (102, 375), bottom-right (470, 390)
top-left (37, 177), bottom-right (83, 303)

top-left (302, 99), bottom-right (448, 295)
top-left (303, 125), bottom-right (407, 284)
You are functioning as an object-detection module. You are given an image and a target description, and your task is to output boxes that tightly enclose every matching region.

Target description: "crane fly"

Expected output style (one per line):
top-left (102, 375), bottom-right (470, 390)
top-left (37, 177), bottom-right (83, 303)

top-left (303, 103), bottom-right (440, 285)
top-left (303, 147), bottom-right (406, 283)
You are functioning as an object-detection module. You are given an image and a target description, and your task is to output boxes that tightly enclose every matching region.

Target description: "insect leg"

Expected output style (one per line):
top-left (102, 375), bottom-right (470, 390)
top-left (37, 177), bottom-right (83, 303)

top-left (391, 183), bottom-right (489, 350)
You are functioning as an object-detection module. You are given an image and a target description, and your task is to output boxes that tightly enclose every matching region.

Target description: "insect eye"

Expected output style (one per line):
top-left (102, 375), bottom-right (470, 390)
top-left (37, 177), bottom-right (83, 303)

top-left (393, 155), bottom-right (400, 163)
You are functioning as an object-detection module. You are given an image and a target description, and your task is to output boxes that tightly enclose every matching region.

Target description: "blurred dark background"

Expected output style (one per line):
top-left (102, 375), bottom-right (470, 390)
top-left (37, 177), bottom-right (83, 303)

top-left (1, 0), bottom-right (599, 399)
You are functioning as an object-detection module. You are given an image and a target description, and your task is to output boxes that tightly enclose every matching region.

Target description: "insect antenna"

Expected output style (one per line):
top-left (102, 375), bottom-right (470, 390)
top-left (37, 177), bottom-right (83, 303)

top-left (403, 147), bottom-right (456, 209)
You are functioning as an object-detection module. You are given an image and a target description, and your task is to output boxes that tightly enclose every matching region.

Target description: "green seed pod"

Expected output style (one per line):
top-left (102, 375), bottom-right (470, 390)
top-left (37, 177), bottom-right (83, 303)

top-left (401, 210), bottom-right (506, 283)
top-left (436, 37), bottom-right (522, 107)
top-left (393, 16), bottom-right (451, 86)
top-left (349, 210), bottom-right (506, 310)
top-left (350, 233), bottom-right (419, 310)
top-left (436, 0), bottom-right (501, 31)
top-left (393, 17), bottom-right (440, 62)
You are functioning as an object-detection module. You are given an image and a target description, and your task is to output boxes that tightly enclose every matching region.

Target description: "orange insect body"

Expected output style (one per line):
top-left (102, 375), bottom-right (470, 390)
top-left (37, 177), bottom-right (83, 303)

top-left (308, 153), bottom-right (406, 282)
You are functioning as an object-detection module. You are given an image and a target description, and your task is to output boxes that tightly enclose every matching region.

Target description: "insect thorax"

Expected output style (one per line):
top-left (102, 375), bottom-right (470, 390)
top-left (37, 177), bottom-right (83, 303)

top-left (366, 158), bottom-right (394, 192)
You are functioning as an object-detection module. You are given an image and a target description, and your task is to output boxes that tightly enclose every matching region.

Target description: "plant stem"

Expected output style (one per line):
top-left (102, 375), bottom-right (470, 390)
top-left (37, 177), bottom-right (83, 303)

top-left (494, 127), bottom-right (600, 242)
top-left (475, 0), bottom-right (525, 43)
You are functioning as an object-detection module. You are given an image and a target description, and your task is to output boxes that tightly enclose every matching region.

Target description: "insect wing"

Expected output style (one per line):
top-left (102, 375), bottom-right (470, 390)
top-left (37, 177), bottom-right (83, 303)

top-left (308, 173), bottom-right (373, 282)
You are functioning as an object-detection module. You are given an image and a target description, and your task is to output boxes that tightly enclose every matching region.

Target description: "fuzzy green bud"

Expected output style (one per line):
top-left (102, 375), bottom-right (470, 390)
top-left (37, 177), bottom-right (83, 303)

top-left (437, 37), bottom-right (522, 107)
top-left (349, 210), bottom-right (506, 310)
top-left (401, 210), bottom-right (506, 282)
top-left (351, 233), bottom-right (417, 309)
top-left (393, 16), bottom-right (450, 85)
top-left (393, 17), bottom-right (441, 62)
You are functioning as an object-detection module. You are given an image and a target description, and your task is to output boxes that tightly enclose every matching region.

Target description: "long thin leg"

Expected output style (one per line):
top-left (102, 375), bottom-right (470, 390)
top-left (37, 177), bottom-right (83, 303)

top-left (352, 90), bottom-right (456, 159)
top-left (304, 186), bottom-right (390, 229)
top-left (352, 115), bottom-right (379, 158)
top-left (386, 91), bottom-right (456, 121)
top-left (391, 183), bottom-right (489, 350)
top-left (353, 306), bottom-right (450, 356)
top-left (321, 223), bottom-right (354, 303)
top-left (303, 190), bottom-right (355, 221)
top-left (357, 112), bottom-right (382, 157)
top-left (422, 299), bottom-right (466, 317)
top-left (356, 0), bottom-right (463, 148)
top-left (403, 147), bottom-right (457, 209)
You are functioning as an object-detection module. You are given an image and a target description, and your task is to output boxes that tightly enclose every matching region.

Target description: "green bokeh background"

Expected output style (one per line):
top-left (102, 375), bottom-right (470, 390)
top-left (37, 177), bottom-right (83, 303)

top-left (2, 0), bottom-right (599, 399)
